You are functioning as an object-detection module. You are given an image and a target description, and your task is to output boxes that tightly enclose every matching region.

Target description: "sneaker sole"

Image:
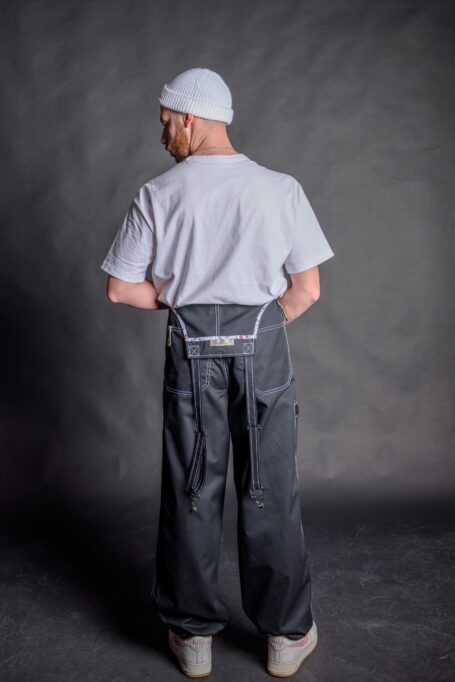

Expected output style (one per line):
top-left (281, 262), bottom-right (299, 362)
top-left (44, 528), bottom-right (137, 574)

top-left (168, 633), bottom-right (212, 678)
top-left (266, 638), bottom-right (317, 677)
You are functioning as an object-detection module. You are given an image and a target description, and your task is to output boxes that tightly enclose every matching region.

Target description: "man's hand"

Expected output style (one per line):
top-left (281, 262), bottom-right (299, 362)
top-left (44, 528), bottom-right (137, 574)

top-left (105, 275), bottom-right (168, 310)
top-left (279, 266), bottom-right (321, 324)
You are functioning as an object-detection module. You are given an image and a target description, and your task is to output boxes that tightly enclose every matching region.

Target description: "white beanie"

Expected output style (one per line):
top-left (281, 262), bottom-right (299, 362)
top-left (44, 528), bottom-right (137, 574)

top-left (158, 68), bottom-right (234, 125)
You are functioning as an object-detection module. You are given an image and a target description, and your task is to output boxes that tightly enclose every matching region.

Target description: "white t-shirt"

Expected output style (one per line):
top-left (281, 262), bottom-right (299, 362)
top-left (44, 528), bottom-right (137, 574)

top-left (100, 153), bottom-right (334, 308)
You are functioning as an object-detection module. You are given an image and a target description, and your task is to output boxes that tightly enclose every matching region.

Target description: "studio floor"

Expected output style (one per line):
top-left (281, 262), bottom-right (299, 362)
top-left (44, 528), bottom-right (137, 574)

top-left (1, 494), bottom-right (453, 682)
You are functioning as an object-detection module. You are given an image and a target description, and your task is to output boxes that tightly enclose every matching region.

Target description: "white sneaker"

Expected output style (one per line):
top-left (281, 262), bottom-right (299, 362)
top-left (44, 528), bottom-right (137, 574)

top-left (168, 629), bottom-right (212, 678)
top-left (267, 621), bottom-right (318, 677)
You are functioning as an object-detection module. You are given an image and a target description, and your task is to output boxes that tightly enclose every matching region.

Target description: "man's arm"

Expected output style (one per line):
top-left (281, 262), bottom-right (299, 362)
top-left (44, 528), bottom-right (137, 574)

top-left (278, 266), bottom-right (321, 325)
top-left (105, 275), bottom-right (168, 310)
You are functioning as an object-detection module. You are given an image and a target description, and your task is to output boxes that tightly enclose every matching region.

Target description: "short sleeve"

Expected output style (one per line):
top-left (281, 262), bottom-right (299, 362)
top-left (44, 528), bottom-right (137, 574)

top-left (284, 179), bottom-right (335, 273)
top-left (100, 188), bottom-right (156, 283)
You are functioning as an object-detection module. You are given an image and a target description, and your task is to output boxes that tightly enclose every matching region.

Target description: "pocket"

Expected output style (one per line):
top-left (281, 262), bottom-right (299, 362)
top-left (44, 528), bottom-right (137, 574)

top-left (276, 297), bottom-right (288, 322)
top-left (163, 325), bottom-right (210, 396)
top-left (253, 323), bottom-right (294, 394)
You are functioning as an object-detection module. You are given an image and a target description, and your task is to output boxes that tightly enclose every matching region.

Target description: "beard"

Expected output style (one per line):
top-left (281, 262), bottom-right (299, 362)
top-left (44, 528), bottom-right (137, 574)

top-left (169, 123), bottom-right (190, 163)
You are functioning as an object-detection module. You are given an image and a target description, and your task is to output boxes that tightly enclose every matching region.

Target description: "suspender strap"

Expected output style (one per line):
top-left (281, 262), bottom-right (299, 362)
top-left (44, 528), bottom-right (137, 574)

top-left (185, 353), bottom-right (265, 513)
top-left (174, 300), bottom-right (276, 513)
top-left (244, 354), bottom-right (265, 509)
top-left (186, 357), bottom-right (207, 512)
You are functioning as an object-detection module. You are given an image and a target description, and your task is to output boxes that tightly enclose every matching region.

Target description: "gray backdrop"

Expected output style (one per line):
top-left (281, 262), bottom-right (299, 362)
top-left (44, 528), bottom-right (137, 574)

top-left (1, 0), bottom-right (454, 519)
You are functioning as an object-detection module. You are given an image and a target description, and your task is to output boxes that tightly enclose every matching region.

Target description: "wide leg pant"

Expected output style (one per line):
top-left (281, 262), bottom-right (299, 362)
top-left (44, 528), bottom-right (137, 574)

top-left (150, 298), bottom-right (313, 639)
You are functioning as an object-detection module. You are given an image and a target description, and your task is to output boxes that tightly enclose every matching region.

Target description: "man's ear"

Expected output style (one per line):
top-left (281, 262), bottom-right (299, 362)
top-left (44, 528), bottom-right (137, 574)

top-left (183, 112), bottom-right (195, 128)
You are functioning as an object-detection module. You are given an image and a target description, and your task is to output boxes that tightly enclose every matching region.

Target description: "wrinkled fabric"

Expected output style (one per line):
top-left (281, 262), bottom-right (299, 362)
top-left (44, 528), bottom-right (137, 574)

top-left (99, 153), bottom-right (335, 306)
top-left (151, 298), bottom-right (313, 639)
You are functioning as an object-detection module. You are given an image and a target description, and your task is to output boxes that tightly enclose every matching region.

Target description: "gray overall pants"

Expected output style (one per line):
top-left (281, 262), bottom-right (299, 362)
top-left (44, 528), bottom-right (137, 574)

top-left (151, 297), bottom-right (313, 639)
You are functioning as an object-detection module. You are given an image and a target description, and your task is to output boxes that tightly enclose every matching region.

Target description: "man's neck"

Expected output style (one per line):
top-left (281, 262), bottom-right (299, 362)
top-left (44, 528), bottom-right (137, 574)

top-left (190, 144), bottom-right (237, 156)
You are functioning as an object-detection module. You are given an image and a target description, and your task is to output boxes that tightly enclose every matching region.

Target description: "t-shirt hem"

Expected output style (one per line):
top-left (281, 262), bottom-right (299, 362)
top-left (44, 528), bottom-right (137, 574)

top-left (285, 250), bottom-right (335, 274)
top-left (100, 261), bottom-right (146, 284)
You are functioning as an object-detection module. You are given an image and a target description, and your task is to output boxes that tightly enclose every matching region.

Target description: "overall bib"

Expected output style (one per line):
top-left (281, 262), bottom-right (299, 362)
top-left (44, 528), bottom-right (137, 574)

top-left (151, 297), bottom-right (313, 639)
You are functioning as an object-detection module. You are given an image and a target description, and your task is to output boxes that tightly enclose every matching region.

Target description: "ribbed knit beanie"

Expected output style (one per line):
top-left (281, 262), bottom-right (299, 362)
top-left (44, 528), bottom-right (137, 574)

top-left (158, 68), bottom-right (234, 125)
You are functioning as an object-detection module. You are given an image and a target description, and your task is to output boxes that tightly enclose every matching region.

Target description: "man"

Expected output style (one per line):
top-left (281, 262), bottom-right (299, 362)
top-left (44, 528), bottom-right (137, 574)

top-left (100, 67), bottom-right (334, 678)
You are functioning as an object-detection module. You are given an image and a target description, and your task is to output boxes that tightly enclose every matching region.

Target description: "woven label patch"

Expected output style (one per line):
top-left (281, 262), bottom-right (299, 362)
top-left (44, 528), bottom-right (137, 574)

top-left (210, 338), bottom-right (235, 346)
